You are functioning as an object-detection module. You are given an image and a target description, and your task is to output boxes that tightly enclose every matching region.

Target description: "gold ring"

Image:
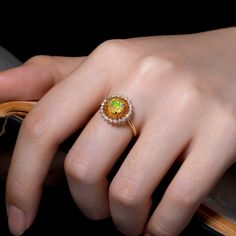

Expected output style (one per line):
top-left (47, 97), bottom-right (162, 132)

top-left (99, 94), bottom-right (138, 137)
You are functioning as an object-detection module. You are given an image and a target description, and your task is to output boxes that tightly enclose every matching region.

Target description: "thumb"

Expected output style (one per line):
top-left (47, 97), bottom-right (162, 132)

top-left (0, 55), bottom-right (85, 102)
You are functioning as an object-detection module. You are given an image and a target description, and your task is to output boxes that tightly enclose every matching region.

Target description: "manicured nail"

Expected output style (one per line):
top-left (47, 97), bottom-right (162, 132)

top-left (7, 205), bottom-right (26, 236)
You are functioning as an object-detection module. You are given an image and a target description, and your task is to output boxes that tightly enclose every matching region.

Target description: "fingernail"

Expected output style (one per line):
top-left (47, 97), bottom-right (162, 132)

top-left (7, 205), bottom-right (26, 236)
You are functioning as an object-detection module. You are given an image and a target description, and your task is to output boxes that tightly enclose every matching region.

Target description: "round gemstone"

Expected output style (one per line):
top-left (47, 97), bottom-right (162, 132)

top-left (108, 98), bottom-right (124, 114)
top-left (101, 95), bottom-right (131, 123)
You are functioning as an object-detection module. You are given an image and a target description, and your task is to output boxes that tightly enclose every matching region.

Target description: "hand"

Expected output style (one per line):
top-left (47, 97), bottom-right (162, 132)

top-left (2, 27), bottom-right (236, 236)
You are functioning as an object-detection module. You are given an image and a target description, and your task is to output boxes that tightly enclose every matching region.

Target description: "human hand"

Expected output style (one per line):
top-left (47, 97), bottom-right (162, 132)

top-left (2, 27), bottom-right (236, 236)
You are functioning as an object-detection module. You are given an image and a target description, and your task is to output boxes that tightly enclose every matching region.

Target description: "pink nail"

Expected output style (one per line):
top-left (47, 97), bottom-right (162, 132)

top-left (7, 205), bottom-right (26, 236)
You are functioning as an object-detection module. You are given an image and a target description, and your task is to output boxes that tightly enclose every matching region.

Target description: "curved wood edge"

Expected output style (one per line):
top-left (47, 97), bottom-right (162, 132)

top-left (197, 204), bottom-right (236, 236)
top-left (0, 101), bottom-right (36, 117)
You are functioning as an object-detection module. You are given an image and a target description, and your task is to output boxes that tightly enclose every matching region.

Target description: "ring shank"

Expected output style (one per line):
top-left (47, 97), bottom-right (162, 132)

top-left (127, 119), bottom-right (138, 137)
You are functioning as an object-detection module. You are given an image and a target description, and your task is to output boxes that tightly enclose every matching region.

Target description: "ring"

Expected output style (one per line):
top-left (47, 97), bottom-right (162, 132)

top-left (99, 94), bottom-right (138, 137)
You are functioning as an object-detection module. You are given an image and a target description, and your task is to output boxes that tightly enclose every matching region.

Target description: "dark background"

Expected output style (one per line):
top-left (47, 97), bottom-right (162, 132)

top-left (0, 3), bottom-right (235, 235)
top-left (1, 4), bottom-right (236, 61)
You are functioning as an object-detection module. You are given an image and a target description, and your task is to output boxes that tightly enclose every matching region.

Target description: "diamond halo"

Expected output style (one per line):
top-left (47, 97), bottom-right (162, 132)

top-left (100, 94), bottom-right (133, 125)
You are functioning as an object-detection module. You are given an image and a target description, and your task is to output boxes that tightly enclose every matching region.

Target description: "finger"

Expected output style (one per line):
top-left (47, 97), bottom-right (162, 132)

top-left (108, 108), bottom-right (194, 236)
top-left (65, 86), bottom-right (145, 220)
top-left (6, 55), bottom-right (106, 235)
top-left (65, 112), bottom-right (132, 219)
top-left (146, 112), bottom-right (236, 236)
top-left (0, 55), bottom-right (85, 102)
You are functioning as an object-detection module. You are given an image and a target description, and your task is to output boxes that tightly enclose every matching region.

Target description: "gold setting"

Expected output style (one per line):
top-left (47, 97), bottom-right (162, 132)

top-left (100, 94), bottom-right (137, 136)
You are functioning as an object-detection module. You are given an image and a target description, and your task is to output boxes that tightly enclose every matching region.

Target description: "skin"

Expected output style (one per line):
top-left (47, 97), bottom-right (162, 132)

top-left (1, 27), bottom-right (236, 236)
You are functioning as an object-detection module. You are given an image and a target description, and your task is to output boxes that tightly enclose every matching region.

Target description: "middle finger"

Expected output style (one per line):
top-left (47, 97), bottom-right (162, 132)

top-left (109, 100), bottom-right (196, 235)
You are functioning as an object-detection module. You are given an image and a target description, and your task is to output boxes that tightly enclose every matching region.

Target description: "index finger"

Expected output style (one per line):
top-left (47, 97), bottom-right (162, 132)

top-left (0, 56), bottom-right (85, 102)
top-left (5, 52), bottom-right (109, 235)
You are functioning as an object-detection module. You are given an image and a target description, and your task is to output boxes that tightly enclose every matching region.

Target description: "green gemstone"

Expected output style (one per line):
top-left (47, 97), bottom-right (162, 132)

top-left (108, 98), bottom-right (124, 114)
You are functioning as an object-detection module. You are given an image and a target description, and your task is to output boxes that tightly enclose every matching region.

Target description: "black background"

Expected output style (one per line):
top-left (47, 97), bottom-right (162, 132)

top-left (1, 3), bottom-right (236, 61)
top-left (0, 3), bottom-right (235, 235)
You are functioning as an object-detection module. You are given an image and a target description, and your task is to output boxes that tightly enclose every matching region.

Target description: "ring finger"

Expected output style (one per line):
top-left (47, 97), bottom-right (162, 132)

top-left (64, 86), bottom-right (147, 219)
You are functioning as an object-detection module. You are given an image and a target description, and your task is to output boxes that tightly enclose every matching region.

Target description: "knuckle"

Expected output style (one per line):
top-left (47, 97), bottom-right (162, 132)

top-left (94, 39), bottom-right (132, 60)
top-left (25, 55), bottom-right (53, 66)
top-left (134, 55), bottom-right (178, 81)
top-left (22, 111), bottom-right (49, 142)
top-left (171, 80), bottom-right (202, 114)
top-left (167, 186), bottom-right (199, 208)
top-left (219, 107), bottom-right (236, 131)
top-left (65, 153), bottom-right (98, 186)
top-left (212, 107), bottom-right (236, 150)
top-left (180, 81), bottom-right (201, 104)
top-left (24, 55), bottom-right (58, 90)
top-left (109, 176), bottom-right (142, 207)
top-left (8, 179), bottom-right (25, 198)
top-left (7, 177), bottom-right (35, 202)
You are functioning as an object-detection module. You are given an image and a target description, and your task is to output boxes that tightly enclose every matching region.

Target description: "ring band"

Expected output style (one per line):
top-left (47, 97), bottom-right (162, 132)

top-left (99, 94), bottom-right (138, 137)
top-left (127, 119), bottom-right (138, 137)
